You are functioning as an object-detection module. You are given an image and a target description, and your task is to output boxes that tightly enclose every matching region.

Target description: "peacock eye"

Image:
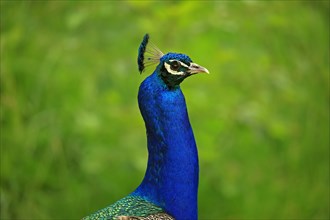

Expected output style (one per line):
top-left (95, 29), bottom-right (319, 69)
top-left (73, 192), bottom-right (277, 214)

top-left (170, 60), bottom-right (181, 71)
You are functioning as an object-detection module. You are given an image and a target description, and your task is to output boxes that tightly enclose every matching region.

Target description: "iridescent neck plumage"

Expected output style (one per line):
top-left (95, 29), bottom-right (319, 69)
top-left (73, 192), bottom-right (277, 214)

top-left (133, 72), bottom-right (199, 220)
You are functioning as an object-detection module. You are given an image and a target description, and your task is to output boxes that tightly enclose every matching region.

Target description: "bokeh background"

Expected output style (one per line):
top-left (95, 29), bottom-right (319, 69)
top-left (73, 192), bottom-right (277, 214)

top-left (1, 1), bottom-right (329, 219)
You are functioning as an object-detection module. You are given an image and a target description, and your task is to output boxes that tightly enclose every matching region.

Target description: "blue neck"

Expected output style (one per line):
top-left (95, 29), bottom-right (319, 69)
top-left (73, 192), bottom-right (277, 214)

top-left (132, 72), bottom-right (199, 220)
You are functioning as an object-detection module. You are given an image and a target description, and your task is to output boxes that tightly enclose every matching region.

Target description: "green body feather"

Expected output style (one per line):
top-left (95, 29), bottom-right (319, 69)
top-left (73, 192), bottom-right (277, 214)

top-left (83, 195), bottom-right (171, 220)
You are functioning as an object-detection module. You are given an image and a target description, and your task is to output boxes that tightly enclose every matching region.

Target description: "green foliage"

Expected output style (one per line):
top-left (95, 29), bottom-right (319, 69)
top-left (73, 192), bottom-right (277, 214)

top-left (1, 1), bottom-right (329, 219)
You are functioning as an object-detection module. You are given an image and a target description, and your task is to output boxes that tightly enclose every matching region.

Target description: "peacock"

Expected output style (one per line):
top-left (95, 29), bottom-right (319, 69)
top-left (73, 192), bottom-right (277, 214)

top-left (83, 34), bottom-right (209, 220)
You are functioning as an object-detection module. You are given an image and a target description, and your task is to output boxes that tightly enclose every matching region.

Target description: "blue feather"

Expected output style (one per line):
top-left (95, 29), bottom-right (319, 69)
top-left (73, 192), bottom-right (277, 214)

top-left (138, 34), bottom-right (149, 73)
top-left (160, 53), bottom-right (193, 64)
top-left (134, 71), bottom-right (199, 219)
top-left (137, 34), bottom-right (164, 74)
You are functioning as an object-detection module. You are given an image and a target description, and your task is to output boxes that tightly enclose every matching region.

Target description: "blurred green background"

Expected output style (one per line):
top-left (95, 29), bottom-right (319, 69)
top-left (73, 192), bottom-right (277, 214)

top-left (1, 1), bottom-right (329, 219)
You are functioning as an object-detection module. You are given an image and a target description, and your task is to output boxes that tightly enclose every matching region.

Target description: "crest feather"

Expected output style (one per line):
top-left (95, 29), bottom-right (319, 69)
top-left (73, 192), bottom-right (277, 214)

top-left (137, 34), bottom-right (163, 73)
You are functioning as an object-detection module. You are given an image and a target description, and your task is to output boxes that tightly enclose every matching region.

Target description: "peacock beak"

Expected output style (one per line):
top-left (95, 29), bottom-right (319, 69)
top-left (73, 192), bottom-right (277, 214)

top-left (187, 63), bottom-right (209, 75)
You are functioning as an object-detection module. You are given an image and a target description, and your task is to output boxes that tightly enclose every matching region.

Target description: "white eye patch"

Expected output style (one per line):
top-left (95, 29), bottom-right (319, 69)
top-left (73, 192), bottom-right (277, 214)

top-left (164, 60), bottom-right (189, 75)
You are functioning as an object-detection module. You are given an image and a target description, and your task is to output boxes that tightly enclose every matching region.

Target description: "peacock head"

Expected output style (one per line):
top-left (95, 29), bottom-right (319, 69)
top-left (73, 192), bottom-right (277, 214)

top-left (138, 34), bottom-right (209, 88)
